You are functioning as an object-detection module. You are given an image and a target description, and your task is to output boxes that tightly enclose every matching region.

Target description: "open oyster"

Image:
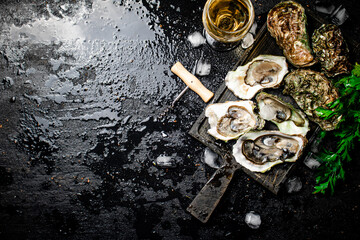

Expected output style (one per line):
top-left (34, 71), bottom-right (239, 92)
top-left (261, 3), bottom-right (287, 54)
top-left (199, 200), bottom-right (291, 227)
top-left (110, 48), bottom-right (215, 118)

top-left (312, 24), bottom-right (351, 77)
top-left (205, 100), bottom-right (265, 141)
top-left (233, 131), bottom-right (307, 173)
top-left (225, 55), bottom-right (288, 99)
top-left (256, 92), bottom-right (309, 136)
top-left (283, 69), bottom-right (341, 131)
top-left (267, 1), bottom-right (317, 68)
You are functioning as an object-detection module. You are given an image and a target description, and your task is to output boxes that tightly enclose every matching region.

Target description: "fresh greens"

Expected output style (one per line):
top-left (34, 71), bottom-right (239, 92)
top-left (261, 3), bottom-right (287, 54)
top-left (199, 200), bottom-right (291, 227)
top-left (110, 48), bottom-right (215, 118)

top-left (314, 63), bottom-right (360, 194)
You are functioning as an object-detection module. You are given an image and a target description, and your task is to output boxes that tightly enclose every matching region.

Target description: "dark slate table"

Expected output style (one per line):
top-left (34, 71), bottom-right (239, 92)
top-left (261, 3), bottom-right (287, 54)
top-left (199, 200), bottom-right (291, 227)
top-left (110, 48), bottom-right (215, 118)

top-left (1, 0), bottom-right (359, 239)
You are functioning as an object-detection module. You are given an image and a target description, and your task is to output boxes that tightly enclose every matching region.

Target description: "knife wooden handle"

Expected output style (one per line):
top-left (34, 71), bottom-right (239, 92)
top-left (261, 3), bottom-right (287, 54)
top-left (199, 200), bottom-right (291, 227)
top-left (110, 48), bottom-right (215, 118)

top-left (171, 62), bottom-right (214, 103)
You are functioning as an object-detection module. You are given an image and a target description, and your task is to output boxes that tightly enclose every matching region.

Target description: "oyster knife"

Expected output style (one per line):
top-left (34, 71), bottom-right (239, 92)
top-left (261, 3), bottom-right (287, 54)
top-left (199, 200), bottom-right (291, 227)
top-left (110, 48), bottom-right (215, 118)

top-left (187, 155), bottom-right (240, 223)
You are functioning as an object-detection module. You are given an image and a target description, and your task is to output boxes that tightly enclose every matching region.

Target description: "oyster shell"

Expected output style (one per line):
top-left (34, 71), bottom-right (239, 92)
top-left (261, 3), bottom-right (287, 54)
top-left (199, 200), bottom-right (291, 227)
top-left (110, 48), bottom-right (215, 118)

top-left (205, 100), bottom-right (265, 141)
top-left (233, 131), bottom-right (307, 173)
top-left (256, 92), bottom-right (310, 136)
top-left (312, 24), bottom-right (351, 77)
top-left (225, 55), bottom-right (288, 99)
top-left (283, 69), bottom-right (341, 131)
top-left (267, 1), bottom-right (316, 68)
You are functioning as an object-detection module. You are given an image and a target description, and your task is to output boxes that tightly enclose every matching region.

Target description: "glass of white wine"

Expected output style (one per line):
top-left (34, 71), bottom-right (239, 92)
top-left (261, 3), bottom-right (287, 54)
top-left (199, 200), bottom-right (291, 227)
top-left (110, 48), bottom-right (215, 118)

top-left (202, 0), bottom-right (255, 51)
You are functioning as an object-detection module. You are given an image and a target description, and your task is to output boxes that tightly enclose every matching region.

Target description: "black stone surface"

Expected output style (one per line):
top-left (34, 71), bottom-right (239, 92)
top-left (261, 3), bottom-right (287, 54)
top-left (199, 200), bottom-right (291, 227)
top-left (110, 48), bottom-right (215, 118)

top-left (1, 0), bottom-right (360, 239)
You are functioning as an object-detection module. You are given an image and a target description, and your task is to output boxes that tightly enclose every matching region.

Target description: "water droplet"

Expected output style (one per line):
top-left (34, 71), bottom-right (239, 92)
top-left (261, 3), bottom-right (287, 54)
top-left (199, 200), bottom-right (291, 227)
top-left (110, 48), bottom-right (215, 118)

top-left (10, 96), bottom-right (16, 103)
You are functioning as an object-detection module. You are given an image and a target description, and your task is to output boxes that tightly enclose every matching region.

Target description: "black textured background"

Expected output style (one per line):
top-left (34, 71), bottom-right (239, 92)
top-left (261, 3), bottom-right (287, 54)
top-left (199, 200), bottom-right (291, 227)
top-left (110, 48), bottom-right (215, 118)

top-left (1, 0), bottom-right (360, 239)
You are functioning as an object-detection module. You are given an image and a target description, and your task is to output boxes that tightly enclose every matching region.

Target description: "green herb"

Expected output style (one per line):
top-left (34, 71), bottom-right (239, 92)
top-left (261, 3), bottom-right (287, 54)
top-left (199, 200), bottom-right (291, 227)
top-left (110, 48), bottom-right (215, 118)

top-left (314, 63), bottom-right (360, 194)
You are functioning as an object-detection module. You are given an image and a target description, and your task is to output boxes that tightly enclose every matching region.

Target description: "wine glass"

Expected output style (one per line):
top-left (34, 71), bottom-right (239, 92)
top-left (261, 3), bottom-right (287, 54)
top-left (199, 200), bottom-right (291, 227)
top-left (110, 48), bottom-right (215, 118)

top-left (202, 0), bottom-right (255, 51)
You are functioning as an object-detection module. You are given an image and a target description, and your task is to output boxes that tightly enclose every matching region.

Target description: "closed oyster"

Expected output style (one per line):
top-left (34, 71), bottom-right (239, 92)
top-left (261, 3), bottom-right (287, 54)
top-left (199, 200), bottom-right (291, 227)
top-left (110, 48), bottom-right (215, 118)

top-left (256, 92), bottom-right (309, 136)
top-left (267, 1), bottom-right (316, 68)
top-left (283, 69), bottom-right (341, 131)
top-left (205, 100), bottom-right (265, 141)
top-left (233, 131), bottom-right (307, 173)
top-left (225, 55), bottom-right (288, 99)
top-left (312, 24), bottom-right (351, 77)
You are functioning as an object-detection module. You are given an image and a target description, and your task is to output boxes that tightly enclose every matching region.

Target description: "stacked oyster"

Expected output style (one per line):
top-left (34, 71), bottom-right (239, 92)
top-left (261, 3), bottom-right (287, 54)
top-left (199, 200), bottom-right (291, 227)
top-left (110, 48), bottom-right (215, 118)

top-left (312, 24), bottom-right (351, 77)
top-left (267, 0), bottom-right (317, 68)
top-left (204, 1), bottom-right (351, 173)
top-left (283, 69), bottom-right (341, 131)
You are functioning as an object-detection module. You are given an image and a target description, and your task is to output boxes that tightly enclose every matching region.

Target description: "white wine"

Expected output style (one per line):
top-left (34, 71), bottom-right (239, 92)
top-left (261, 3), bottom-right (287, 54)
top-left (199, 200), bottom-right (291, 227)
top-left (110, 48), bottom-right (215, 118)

top-left (209, 0), bottom-right (250, 32)
top-left (202, 0), bottom-right (254, 50)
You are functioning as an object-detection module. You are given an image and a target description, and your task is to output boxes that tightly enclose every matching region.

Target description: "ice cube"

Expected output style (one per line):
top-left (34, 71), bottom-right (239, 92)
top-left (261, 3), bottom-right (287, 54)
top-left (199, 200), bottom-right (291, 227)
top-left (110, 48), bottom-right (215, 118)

top-left (195, 59), bottom-right (211, 76)
top-left (249, 22), bottom-right (258, 35)
top-left (331, 6), bottom-right (349, 26)
top-left (241, 33), bottom-right (254, 49)
top-left (245, 211), bottom-right (261, 229)
top-left (154, 155), bottom-right (176, 168)
top-left (304, 153), bottom-right (321, 169)
top-left (286, 176), bottom-right (302, 193)
top-left (310, 128), bottom-right (324, 153)
top-left (315, 5), bottom-right (336, 14)
top-left (187, 32), bottom-right (206, 48)
top-left (310, 139), bottom-right (322, 153)
top-left (203, 148), bottom-right (221, 169)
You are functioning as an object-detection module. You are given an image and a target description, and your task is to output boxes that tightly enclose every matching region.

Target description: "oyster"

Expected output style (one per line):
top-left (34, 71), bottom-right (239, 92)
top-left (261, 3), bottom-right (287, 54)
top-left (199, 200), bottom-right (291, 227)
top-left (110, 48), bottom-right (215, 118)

top-left (312, 24), bottom-right (351, 77)
top-left (256, 92), bottom-right (309, 136)
top-left (233, 131), bottom-right (307, 173)
top-left (283, 69), bottom-right (341, 131)
top-left (267, 1), bottom-right (316, 68)
top-left (225, 55), bottom-right (288, 99)
top-left (205, 100), bottom-right (265, 141)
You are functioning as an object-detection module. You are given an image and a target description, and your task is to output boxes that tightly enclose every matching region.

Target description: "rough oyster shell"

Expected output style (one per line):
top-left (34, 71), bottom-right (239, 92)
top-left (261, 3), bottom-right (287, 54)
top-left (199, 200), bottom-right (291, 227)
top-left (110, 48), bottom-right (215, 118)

top-left (205, 100), bottom-right (265, 141)
top-left (225, 55), bottom-right (288, 99)
top-left (267, 1), bottom-right (316, 68)
top-left (233, 130), bottom-right (307, 173)
top-left (283, 69), bottom-right (341, 131)
top-left (312, 24), bottom-right (351, 77)
top-left (256, 92), bottom-right (310, 136)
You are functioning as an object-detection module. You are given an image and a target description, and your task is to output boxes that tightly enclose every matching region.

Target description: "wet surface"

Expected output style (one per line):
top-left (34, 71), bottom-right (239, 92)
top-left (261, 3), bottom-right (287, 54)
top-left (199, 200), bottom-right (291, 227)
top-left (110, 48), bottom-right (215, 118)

top-left (1, 0), bottom-right (360, 239)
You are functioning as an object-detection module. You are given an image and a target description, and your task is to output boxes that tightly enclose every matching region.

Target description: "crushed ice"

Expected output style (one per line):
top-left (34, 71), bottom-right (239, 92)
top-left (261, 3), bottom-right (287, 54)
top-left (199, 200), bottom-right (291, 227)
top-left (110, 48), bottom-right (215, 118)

top-left (286, 176), bottom-right (302, 193)
top-left (331, 6), bottom-right (349, 26)
top-left (202, 148), bottom-right (221, 169)
top-left (154, 155), bottom-right (177, 168)
top-left (249, 21), bottom-right (258, 35)
top-left (304, 153), bottom-right (321, 169)
top-left (187, 31), bottom-right (206, 48)
top-left (245, 211), bottom-right (261, 229)
top-left (315, 5), bottom-right (335, 14)
top-left (195, 59), bottom-right (211, 76)
top-left (241, 22), bottom-right (257, 49)
top-left (310, 139), bottom-right (322, 153)
top-left (241, 33), bottom-right (254, 49)
top-left (314, 1), bottom-right (349, 26)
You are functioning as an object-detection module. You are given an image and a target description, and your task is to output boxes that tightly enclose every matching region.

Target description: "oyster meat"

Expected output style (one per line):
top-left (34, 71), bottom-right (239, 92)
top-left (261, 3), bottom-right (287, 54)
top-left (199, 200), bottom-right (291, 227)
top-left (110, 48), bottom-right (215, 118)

top-left (312, 24), bottom-right (351, 77)
top-left (256, 92), bottom-right (309, 136)
top-left (225, 55), bottom-right (288, 99)
top-left (267, 1), bottom-right (316, 68)
top-left (205, 100), bottom-right (265, 141)
top-left (233, 131), bottom-right (307, 173)
top-left (283, 69), bottom-right (341, 131)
